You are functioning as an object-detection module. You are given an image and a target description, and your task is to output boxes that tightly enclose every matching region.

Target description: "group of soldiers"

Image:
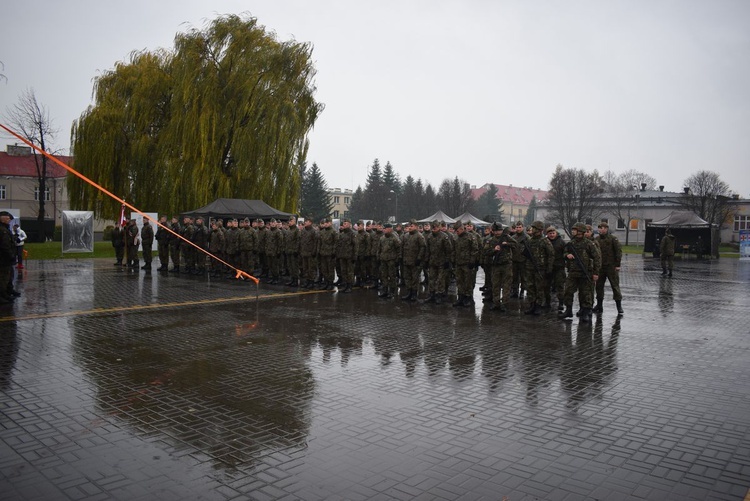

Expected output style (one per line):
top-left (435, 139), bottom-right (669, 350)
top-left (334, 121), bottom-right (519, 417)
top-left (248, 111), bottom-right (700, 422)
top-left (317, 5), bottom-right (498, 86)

top-left (112, 213), bottom-right (624, 323)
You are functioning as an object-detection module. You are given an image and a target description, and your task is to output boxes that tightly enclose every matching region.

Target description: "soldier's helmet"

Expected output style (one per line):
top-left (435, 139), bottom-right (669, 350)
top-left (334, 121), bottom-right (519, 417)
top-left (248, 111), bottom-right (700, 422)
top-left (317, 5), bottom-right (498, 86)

top-left (573, 222), bottom-right (587, 232)
top-left (531, 220), bottom-right (544, 231)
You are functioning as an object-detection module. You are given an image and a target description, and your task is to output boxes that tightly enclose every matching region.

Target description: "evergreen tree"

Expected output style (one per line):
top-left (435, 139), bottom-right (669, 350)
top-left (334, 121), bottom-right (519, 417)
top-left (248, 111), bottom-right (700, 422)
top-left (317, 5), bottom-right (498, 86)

top-left (399, 175), bottom-right (418, 220)
top-left (299, 162), bottom-right (334, 222)
top-left (523, 195), bottom-right (538, 226)
top-left (476, 184), bottom-right (504, 223)
top-left (348, 186), bottom-right (365, 221)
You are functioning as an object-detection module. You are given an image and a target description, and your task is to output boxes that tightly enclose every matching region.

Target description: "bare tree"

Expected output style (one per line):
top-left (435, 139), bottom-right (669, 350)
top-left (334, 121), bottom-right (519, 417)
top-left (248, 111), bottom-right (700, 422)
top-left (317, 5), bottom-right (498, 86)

top-left (546, 164), bottom-right (605, 237)
top-left (602, 170), bottom-right (658, 245)
top-left (437, 177), bottom-right (473, 217)
top-left (682, 170), bottom-right (736, 228)
top-left (4, 88), bottom-right (59, 241)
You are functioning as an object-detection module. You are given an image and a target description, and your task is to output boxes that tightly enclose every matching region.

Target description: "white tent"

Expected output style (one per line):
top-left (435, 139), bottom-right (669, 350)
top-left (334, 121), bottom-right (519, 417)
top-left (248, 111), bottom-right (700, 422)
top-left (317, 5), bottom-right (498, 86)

top-left (417, 210), bottom-right (456, 223)
top-left (453, 212), bottom-right (490, 225)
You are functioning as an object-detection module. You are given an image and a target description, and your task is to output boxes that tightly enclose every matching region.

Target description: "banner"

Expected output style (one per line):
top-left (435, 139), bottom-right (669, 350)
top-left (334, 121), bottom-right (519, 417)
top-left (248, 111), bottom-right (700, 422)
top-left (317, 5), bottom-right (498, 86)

top-left (62, 211), bottom-right (94, 253)
top-left (740, 229), bottom-right (750, 261)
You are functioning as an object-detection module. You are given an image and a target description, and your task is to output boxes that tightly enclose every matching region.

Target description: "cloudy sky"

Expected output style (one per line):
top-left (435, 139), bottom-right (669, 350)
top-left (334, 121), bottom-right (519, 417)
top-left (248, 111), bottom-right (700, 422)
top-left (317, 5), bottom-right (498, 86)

top-left (1, 0), bottom-right (748, 197)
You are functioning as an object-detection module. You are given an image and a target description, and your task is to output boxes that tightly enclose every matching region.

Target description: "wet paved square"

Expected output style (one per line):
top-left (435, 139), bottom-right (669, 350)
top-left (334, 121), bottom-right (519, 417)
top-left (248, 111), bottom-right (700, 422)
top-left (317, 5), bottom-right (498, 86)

top-left (1, 256), bottom-right (749, 500)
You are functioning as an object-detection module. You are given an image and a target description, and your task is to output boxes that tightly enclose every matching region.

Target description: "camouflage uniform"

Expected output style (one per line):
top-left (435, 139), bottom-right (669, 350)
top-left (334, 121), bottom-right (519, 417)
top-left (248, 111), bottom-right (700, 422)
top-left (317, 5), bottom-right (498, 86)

top-left (225, 221), bottom-right (240, 275)
top-left (140, 221), bottom-right (155, 270)
top-left (265, 220), bottom-right (284, 283)
top-left (377, 225), bottom-right (401, 298)
top-left (180, 217), bottom-right (195, 273)
top-left (400, 221), bottom-right (426, 301)
top-left (125, 220), bottom-right (139, 269)
top-left (594, 222), bottom-right (623, 313)
top-left (511, 223), bottom-right (528, 297)
top-left (238, 219), bottom-right (255, 273)
top-left (354, 222), bottom-right (371, 286)
top-left (318, 219), bottom-right (338, 289)
top-left (521, 221), bottom-right (555, 314)
top-left (453, 223), bottom-right (479, 307)
top-left (209, 223), bottom-right (226, 276)
top-left (191, 219), bottom-right (209, 274)
top-left (545, 227), bottom-right (567, 311)
top-left (284, 220), bottom-right (301, 286)
top-left (484, 225), bottom-right (517, 311)
top-left (300, 220), bottom-right (319, 288)
top-left (425, 222), bottom-right (451, 303)
top-left (335, 220), bottom-right (357, 292)
top-left (168, 217), bottom-right (181, 272)
top-left (560, 222), bottom-right (601, 323)
top-left (155, 216), bottom-right (170, 270)
top-left (368, 225), bottom-right (382, 284)
top-left (660, 231), bottom-right (676, 276)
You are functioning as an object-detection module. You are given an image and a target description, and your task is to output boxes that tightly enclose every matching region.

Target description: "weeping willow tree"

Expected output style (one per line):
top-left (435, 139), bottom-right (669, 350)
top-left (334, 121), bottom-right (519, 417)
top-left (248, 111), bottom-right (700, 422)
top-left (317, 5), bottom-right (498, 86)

top-left (70, 14), bottom-right (323, 219)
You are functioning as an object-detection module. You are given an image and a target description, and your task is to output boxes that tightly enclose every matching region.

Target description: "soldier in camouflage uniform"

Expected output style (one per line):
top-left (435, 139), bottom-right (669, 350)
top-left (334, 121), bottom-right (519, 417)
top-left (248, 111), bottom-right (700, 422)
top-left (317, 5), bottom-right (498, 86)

top-left (594, 221), bottom-right (623, 314)
top-left (318, 218), bottom-right (338, 290)
top-left (545, 226), bottom-right (567, 313)
top-left (377, 223), bottom-right (401, 299)
top-left (522, 221), bottom-right (555, 315)
top-left (335, 218), bottom-right (357, 292)
top-left (256, 219), bottom-right (268, 277)
top-left (265, 219), bottom-right (284, 284)
top-left (425, 220), bottom-right (451, 304)
top-left (191, 217), bottom-right (209, 275)
top-left (483, 223), bottom-right (517, 312)
top-left (168, 216), bottom-right (182, 272)
top-left (180, 216), bottom-right (195, 274)
top-left (155, 215), bottom-right (170, 271)
top-left (238, 218), bottom-right (254, 275)
top-left (224, 219), bottom-right (240, 278)
top-left (300, 217), bottom-right (319, 289)
top-left (400, 219), bottom-right (426, 301)
top-left (284, 217), bottom-right (301, 287)
top-left (559, 222), bottom-right (601, 323)
top-left (354, 220), bottom-right (370, 287)
top-left (209, 220), bottom-right (226, 277)
top-left (660, 228), bottom-right (676, 277)
top-left (452, 222), bottom-right (479, 307)
top-left (511, 221), bottom-right (528, 298)
top-left (368, 222), bottom-right (382, 286)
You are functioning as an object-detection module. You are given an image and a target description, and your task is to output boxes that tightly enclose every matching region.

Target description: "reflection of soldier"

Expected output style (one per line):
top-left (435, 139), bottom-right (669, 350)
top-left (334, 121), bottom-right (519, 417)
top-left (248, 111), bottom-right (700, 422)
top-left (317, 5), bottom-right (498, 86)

top-left (658, 276), bottom-right (674, 316)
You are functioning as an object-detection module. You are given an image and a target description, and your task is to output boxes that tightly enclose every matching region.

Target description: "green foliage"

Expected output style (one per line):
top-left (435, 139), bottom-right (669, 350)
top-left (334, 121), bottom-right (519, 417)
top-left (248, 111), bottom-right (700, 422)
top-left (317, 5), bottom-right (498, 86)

top-left (299, 162), bottom-right (334, 222)
top-left (477, 184), bottom-right (504, 223)
top-left (25, 241), bottom-right (115, 260)
top-left (53, 225), bottom-right (62, 242)
top-left (70, 14), bottom-right (323, 219)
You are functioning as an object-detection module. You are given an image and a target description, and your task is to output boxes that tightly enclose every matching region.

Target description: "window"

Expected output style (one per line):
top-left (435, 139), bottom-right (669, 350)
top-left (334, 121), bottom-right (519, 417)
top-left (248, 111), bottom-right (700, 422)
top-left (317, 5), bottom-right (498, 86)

top-left (333, 210), bottom-right (339, 218)
top-left (35, 186), bottom-right (51, 201)
top-left (629, 219), bottom-right (639, 230)
top-left (344, 197), bottom-right (350, 204)
top-left (616, 218), bottom-right (626, 230)
top-left (735, 215), bottom-right (750, 231)
top-left (0, 185), bottom-right (5, 200)
top-left (344, 210), bottom-right (350, 218)
top-left (333, 196), bottom-right (340, 204)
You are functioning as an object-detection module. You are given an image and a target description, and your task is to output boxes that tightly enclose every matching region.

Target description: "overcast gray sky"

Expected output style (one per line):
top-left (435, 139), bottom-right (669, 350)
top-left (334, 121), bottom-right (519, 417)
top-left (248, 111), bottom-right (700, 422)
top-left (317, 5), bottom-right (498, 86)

top-left (1, 0), bottom-right (748, 196)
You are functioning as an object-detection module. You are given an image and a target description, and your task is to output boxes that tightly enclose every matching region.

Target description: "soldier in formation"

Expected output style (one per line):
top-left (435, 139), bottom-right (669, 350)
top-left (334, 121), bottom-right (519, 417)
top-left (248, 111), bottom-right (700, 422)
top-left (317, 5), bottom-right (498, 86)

top-left (559, 222), bottom-right (601, 323)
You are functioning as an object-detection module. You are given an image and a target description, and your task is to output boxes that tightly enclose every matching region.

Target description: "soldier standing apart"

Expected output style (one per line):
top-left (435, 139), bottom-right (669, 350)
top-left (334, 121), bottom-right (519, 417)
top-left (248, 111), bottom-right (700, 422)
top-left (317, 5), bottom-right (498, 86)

top-left (377, 223), bottom-right (401, 298)
top-left (317, 218), bottom-right (337, 290)
top-left (511, 221), bottom-right (528, 298)
top-left (401, 219), bottom-right (426, 301)
top-left (111, 222), bottom-right (126, 267)
top-left (594, 222), bottom-right (623, 315)
top-left (485, 223), bottom-right (517, 312)
top-left (559, 222), bottom-right (601, 323)
top-left (523, 221), bottom-right (555, 315)
top-left (140, 219), bottom-right (155, 271)
top-left (660, 228), bottom-right (676, 276)
top-left (155, 215), bottom-right (170, 271)
top-left (453, 222), bottom-right (479, 307)
top-left (284, 217), bottom-right (301, 287)
top-left (545, 226), bottom-right (567, 313)
top-left (300, 217), bottom-right (319, 289)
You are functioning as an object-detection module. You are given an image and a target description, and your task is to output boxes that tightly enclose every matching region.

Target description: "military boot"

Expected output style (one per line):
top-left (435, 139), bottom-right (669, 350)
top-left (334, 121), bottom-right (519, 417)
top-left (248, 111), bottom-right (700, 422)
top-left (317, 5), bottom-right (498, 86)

top-left (409, 290), bottom-right (418, 302)
top-left (580, 308), bottom-right (592, 323)
top-left (668, 270), bottom-right (672, 277)
top-left (425, 292), bottom-right (436, 303)
top-left (378, 287), bottom-right (390, 298)
top-left (558, 305), bottom-right (573, 319)
top-left (615, 300), bottom-right (624, 315)
top-left (592, 300), bottom-right (603, 313)
top-left (462, 295), bottom-right (474, 307)
top-left (453, 295), bottom-right (465, 307)
top-left (662, 268), bottom-right (668, 276)
top-left (170, 265), bottom-right (180, 273)
top-left (340, 283), bottom-right (352, 293)
top-left (434, 293), bottom-right (443, 305)
top-left (401, 288), bottom-right (412, 300)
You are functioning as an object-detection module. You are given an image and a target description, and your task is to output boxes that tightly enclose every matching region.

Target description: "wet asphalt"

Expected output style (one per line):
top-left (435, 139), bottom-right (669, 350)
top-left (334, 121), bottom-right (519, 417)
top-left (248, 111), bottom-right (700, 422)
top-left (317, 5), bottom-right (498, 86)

top-left (1, 255), bottom-right (749, 500)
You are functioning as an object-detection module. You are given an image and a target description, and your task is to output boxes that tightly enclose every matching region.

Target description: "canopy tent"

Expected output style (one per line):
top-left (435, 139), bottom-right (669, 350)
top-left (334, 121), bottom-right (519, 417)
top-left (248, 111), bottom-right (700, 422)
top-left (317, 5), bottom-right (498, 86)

top-left (644, 211), bottom-right (718, 259)
top-left (416, 210), bottom-right (456, 224)
top-left (182, 198), bottom-right (293, 221)
top-left (453, 212), bottom-right (490, 226)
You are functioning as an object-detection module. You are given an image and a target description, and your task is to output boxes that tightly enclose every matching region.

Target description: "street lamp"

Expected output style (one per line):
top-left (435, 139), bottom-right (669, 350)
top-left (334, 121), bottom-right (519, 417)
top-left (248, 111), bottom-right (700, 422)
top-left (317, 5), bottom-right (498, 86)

top-left (389, 189), bottom-right (398, 223)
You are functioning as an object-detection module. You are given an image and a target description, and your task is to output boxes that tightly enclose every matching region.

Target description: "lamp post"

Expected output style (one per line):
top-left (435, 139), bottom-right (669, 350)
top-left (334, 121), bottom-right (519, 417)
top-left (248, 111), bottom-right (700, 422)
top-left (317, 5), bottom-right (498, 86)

top-left (389, 189), bottom-right (398, 223)
top-left (633, 186), bottom-right (641, 246)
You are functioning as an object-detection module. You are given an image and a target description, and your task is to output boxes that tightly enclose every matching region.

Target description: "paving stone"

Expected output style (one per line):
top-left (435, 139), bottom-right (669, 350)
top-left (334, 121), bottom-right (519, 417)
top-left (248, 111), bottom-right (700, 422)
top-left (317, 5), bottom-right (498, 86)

top-left (0, 257), bottom-right (749, 499)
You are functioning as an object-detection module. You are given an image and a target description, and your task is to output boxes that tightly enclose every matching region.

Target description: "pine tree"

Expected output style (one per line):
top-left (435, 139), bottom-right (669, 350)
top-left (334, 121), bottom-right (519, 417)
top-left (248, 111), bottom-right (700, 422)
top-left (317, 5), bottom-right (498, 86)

top-left (300, 162), bottom-right (334, 222)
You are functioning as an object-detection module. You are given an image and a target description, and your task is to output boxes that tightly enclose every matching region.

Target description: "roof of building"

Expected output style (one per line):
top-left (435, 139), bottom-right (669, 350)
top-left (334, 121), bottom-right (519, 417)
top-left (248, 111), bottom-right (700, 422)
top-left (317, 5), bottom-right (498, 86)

top-left (470, 183), bottom-right (548, 205)
top-left (0, 151), bottom-right (70, 178)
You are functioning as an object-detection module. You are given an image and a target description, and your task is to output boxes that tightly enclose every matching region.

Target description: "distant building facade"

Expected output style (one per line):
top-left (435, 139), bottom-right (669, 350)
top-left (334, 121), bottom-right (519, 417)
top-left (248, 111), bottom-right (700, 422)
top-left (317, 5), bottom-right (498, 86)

top-left (0, 144), bottom-right (70, 237)
top-left (328, 188), bottom-right (352, 219)
top-left (470, 183), bottom-right (549, 223)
